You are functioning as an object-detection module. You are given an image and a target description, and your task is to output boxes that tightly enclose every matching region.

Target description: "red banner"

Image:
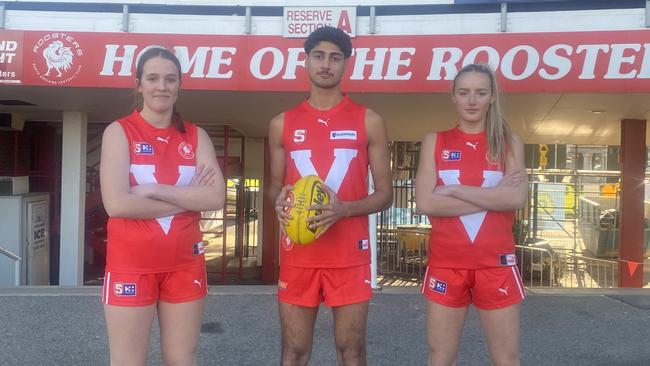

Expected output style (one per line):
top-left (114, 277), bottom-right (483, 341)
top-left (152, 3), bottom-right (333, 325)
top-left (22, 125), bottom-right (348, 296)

top-left (3, 29), bottom-right (649, 92)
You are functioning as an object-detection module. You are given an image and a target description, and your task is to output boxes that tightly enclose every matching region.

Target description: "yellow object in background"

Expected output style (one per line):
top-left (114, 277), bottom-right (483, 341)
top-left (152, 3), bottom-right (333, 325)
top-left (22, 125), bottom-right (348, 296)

top-left (539, 144), bottom-right (548, 170)
top-left (602, 183), bottom-right (619, 197)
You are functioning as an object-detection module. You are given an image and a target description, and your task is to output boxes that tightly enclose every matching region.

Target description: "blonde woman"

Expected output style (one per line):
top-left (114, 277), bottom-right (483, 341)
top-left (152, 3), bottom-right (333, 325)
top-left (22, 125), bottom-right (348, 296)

top-left (415, 63), bottom-right (528, 366)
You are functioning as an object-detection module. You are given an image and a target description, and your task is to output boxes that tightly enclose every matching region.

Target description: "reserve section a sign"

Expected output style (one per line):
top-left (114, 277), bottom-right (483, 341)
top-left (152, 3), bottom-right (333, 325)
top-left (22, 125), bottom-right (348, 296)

top-left (283, 7), bottom-right (356, 38)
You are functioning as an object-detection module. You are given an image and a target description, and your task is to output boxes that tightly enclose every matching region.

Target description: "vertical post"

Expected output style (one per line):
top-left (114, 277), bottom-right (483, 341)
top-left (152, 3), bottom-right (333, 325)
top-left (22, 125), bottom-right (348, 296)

top-left (500, 2), bottom-right (508, 32)
top-left (14, 260), bottom-right (20, 286)
top-left (369, 6), bottom-right (376, 34)
top-left (59, 111), bottom-right (87, 286)
top-left (13, 131), bottom-right (18, 175)
top-left (245, 6), bottom-right (252, 34)
top-left (122, 4), bottom-right (129, 32)
top-left (532, 182), bottom-right (538, 238)
top-left (619, 119), bottom-right (646, 287)
top-left (0, 2), bottom-right (5, 30)
top-left (261, 138), bottom-right (279, 283)
top-left (368, 172), bottom-right (379, 290)
top-left (222, 126), bottom-right (229, 282)
top-left (238, 136), bottom-right (246, 277)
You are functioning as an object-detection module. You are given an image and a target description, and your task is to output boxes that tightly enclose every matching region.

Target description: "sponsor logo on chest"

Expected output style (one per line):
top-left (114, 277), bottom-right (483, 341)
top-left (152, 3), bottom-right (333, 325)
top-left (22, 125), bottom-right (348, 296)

top-left (330, 130), bottom-right (357, 140)
top-left (442, 149), bottom-right (461, 161)
top-left (134, 142), bottom-right (154, 155)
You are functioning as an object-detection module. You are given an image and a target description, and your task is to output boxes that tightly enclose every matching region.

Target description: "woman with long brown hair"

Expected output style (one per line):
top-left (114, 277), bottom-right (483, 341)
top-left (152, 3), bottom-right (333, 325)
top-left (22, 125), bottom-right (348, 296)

top-left (100, 46), bottom-right (224, 365)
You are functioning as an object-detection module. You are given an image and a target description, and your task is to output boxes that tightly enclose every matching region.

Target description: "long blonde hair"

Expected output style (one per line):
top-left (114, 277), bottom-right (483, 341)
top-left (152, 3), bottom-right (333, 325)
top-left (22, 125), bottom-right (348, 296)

top-left (452, 63), bottom-right (512, 167)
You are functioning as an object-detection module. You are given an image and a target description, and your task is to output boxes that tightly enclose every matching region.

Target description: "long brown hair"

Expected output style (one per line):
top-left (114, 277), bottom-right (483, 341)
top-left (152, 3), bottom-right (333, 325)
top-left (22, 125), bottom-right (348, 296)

top-left (452, 63), bottom-right (511, 167)
top-left (135, 46), bottom-right (185, 133)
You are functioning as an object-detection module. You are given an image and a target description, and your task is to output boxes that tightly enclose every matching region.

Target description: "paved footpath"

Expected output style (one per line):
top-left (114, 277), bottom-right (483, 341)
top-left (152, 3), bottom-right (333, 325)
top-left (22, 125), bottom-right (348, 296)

top-left (1, 286), bottom-right (649, 365)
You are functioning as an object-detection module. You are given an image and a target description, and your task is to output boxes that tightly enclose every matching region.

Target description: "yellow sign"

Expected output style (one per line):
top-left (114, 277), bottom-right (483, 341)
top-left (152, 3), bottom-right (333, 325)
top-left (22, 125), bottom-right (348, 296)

top-left (539, 144), bottom-right (548, 169)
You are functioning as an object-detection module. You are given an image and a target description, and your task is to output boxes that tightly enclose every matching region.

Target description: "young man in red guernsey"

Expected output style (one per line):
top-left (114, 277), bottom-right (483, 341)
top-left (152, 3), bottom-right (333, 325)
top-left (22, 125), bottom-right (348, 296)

top-left (268, 27), bottom-right (393, 366)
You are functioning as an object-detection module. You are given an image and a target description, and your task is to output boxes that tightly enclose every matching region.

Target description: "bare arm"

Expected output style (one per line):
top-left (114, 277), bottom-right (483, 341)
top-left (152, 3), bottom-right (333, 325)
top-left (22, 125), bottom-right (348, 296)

top-left (309, 108), bottom-right (393, 235)
top-left (414, 133), bottom-right (485, 217)
top-left (267, 113), bottom-right (287, 205)
top-left (267, 113), bottom-right (292, 227)
top-left (344, 108), bottom-right (393, 216)
top-left (437, 133), bottom-right (528, 211)
top-left (136, 127), bottom-right (226, 212)
top-left (100, 121), bottom-right (186, 218)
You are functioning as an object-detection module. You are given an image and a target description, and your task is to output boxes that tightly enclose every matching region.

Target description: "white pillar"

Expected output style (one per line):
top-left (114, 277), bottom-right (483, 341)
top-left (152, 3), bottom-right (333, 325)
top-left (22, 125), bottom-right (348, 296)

top-left (243, 137), bottom-right (265, 264)
top-left (59, 111), bottom-right (87, 286)
top-left (368, 172), bottom-right (379, 290)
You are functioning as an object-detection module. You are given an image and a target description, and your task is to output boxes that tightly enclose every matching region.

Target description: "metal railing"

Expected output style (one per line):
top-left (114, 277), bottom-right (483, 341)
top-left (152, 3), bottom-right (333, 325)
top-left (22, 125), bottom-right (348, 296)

top-left (376, 169), bottom-right (630, 287)
top-left (515, 244), bottom-right (618, 288)
top-left (0, 245), bottom-right (21, 286)
top-left (515, 244), bottom-right (556, 287)
top-left (554, 249), bottom-right (618, 288)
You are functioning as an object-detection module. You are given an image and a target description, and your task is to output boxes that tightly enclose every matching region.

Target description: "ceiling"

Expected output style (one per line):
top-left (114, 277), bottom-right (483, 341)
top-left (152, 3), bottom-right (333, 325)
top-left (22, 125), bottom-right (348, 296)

top-left (1, 85), bottom-right (650, 145)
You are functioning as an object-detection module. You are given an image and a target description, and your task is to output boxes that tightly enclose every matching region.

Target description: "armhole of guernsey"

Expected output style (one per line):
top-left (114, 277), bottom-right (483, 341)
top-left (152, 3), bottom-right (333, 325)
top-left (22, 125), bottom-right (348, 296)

top-left (359, 105), bottom-right (368, 146)
top-left (117, 118), bottom-right (132, 145)
top-left (189, 122), bottom-right (198, 146)
top-left (433, 131), bottom-right (442, 165)
top-left (282, 111), bottom-right (292, 148)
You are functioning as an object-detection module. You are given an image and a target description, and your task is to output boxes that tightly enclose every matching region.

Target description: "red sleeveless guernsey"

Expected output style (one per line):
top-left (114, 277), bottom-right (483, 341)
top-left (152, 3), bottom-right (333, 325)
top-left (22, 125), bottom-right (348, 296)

top-left (282, 96), bottom-right (370, 268)
top-left (428, 127), bottom-right (516, 269)
top-left (106, 110), bottom-right (203, 274)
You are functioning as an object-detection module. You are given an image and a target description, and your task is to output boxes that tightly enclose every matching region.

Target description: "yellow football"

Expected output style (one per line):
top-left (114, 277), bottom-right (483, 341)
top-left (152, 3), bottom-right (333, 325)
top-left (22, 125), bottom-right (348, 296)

top-left (283, 175), bottom-right (330, 245)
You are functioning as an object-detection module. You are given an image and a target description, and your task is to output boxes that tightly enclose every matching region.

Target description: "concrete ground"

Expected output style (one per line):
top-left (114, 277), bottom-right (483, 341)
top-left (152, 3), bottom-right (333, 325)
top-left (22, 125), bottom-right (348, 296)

top-left (0, 286), bottom-right (649, 365)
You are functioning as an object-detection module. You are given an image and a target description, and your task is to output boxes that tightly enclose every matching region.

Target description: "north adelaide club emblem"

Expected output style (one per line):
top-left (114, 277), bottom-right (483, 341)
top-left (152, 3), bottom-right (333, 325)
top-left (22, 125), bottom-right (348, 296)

top-left (32, 32), bottom-right (83, 85)
top-left (178, 141), bottom-right (195, 159)
top-left (281, 232), bottom-right (293, 251)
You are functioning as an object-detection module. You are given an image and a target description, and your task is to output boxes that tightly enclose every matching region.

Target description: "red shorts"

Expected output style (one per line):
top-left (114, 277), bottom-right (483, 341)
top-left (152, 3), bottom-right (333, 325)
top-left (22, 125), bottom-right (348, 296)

top-left (278, 264), bottom-right (372, 307)
top-left (102, 264), bottom-right (208, 306)
top-left (421, 266), bottom-right (526, 310)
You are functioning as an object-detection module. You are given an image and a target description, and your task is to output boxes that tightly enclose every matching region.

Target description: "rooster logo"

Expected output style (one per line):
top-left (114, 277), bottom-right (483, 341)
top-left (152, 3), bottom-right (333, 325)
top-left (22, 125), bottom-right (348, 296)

top-left (33, 33), bottom-right (83, 84)
top-left (42, 41), bottom-right (74, 78)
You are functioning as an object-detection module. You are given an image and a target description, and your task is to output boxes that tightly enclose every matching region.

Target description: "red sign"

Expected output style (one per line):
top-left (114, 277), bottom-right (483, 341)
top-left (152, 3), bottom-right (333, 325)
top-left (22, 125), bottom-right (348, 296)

top-left (0, 31), bottom-right (23, 84)
top-left (4, 29), bottom-right (650, 92)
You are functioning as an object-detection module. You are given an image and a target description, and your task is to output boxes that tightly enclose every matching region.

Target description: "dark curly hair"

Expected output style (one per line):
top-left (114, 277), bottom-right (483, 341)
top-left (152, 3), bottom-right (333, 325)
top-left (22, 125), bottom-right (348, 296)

top-left (304, 26), bottom-right (352, 59)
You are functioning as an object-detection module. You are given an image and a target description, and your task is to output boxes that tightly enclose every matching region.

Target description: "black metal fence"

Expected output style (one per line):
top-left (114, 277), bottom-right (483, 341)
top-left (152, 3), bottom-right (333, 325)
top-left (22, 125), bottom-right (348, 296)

top-left (376, 165), bottom-right (641, 288)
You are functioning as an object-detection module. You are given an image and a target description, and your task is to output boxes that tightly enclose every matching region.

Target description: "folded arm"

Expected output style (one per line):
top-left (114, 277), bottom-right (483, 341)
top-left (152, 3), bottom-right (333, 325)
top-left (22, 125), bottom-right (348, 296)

top-left (435, 133), bottom-right (528, 211)
top-left (414, 133), bottom-right (485, 217)
top-left (134, 127), bottom-right (226, 212)
top-left (100, 122), bottom-right (186, 219)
